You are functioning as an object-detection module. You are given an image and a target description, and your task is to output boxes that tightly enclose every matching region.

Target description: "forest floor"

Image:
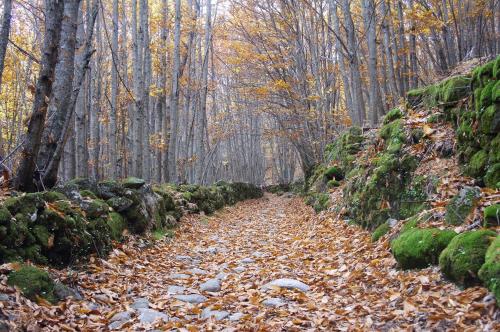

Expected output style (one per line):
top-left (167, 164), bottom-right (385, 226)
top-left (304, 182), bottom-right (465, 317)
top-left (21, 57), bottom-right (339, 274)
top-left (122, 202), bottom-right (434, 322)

top-left (3, 194), bottom-right (499, 331)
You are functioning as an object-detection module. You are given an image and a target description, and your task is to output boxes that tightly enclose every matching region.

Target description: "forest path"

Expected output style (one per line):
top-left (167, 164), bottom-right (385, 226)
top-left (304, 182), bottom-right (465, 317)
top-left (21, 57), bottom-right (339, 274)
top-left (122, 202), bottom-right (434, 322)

top-left (12, 195), bottom-right (498, 330)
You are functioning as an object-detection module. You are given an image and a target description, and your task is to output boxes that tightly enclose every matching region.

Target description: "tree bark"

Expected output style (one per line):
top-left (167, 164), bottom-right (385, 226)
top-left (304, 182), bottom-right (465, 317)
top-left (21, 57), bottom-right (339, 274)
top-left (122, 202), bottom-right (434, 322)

top-left (14, 0), bottom-right (64, 192)
top-left (0, 0), bottom-right (12, 92)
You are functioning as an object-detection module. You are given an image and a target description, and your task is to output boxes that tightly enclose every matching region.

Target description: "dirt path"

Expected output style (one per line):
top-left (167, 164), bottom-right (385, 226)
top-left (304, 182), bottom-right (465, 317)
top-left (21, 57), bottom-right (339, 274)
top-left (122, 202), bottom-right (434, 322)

top-left (5, 195), bottom-right (499, 331)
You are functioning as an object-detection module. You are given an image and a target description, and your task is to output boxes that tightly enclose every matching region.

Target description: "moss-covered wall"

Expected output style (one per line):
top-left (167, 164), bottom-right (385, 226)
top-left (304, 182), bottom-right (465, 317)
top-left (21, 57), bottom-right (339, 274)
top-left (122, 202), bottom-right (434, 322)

top-left (0, 179), bottom-right (263, 267)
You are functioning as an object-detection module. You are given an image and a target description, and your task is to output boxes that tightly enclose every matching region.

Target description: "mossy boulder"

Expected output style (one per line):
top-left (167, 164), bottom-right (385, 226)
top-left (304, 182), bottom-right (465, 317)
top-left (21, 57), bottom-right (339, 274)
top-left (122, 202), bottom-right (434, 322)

top-left (479, 104), bottom-right (500, 134)
top-left (122, 177), bottom-right (146, 189)
top-left (383, 108), bottom-right (404, 124)
top-left (372, 222), bottom-right (390, 242)
top-left (325, 126), bottom-right (364, 174)
top-left (391, 228), bottom-right (457, 269)
top-left (107, 212), bottom-right (127, 241)
top-left (81, 199), bottom-right (110, 219)
top-left (440, 76), bottom-right (471, 104)
top-left (7, 265), bottom-right (56, 303)
top-left (445, 187), bottom-right (481, 225)
top-left (466, 150), bottom-right (488, 177)
top-left (484, 204), bottom-right (500, 227)
top-left (106, 196), bottom-right (133, 212)
top-left (478, 236), bottom-right (500, 302)
top-left (439, 230), bottom-right (497, 286)
top-left (484, 164), bottom-right (500, 188)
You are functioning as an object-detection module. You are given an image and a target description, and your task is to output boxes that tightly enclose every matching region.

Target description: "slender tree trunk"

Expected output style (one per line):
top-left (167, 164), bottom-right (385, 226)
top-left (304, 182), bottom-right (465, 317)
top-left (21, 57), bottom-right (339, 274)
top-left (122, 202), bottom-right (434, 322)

top-left (0, 0), bottom-right (12, 92)
top-left (167, 0), bottom-right (181, 183)
top-left (15, 0), bottom-right (64, 192)
top-left (38, 0), bottom-right (81, 188)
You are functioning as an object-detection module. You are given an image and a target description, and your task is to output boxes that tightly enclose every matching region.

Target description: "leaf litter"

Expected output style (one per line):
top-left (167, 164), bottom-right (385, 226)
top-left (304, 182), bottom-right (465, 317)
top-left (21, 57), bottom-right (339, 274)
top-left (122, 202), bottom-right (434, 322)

top-left (0, 194), bottom-right (499, 331)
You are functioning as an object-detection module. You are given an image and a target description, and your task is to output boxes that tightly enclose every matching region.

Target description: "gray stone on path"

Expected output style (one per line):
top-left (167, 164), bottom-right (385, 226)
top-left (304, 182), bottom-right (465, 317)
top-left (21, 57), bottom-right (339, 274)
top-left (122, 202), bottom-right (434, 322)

top-left (187, 268), bottom-right (208, 275)
top-left (262, 298), bottom-right (286, 307)
top-left (167, 285), bottom-right (186, 294)
top-left (206, 247), bottom-right (219, 254)
top-left (169, 273), bottom-right (190, 279)
top-left (137, 308), bottom-right (169, 324)
top-left (200, 279), bottom-right (221, 292)
top-left (0, 294), bottom-right (9, 301)
top-left (201, 308), bottom-right (230, 321)
top-left (233, 266), bottom-right (245, 273)
top-left (109, 320), bottom-right (128, 330)
top-left (110, 311), bottom-right (132, 322)
top-left (240, 258), bottom-right (255, 264)
top-left (216, 272), bottom-right (228, 280)
top-left (130, 297), bottom-right (149, 310)
top-left (175, 255), bottom-right (192, 261)
top-left (229, 313), bottom-right (245, 321)
top-left (262, 278), bottom-right (310, 292)
top-left (174, 294), bottom-right (208, 304)
top-left (253, 251), bottom-right (264, 257)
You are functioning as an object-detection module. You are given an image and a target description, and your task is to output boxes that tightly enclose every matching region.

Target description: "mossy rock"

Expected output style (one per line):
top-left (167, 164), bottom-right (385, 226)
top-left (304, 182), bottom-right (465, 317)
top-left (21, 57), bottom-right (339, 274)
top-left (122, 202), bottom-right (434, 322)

top-left (485, 164), bottom-right (500, 188)
top-left (489, 134), bottom-right (500, 164)
top-left (472, 61), bottom-right (495, 88)
top-left (122, 177), bottom-right (146, 189)
top-left (32, 225), bottom-right (51, 248)
top-left (324, 166), bottom-right (344, 181)
top-left (42, 191), bottom-right (67, 202)
top-left (82, 199), bottom-right (110, 219)
top-left (7, 265), bottom-right (56, 303)
top-left (478, 235), bottom-right (500, 302)
top-left (440, 76), bottom-right (471, 104)
top-left (401, 215), bottom-right (422, 233)
top-left (372, 222), bottom-right (390, 242)
top-left (383, 108), bottom-right (404, 124)
top-left (391, 228), bottom-right (457, 269)
top-left (399, 176), bottom-right (434, 220)
top-left (79, 190), bottom-right (97, 199)
top-left (493, 80), bottom-right (500, 102)
top-left (445, 187), bottom-right (481, 225)
top-left (107, 212), bottom-right (126, 241)
top-left (466, 150), bottom-right (488, 177)
top-left (484, 204), bottom-right (500, 227)
top-left (493, 56), bottom-right (500, 79)
top-left (479, 81), bottom-right (495, 109)
top-left (480, 104), bottom-right (500, 134)
top-left (439, 230), bottom-right (496, 286)
top-left (97, 180), bottom-right (125, 199)
top-left (106, 196), bottom-right (133, 212)
top-left (3, 193), bottom-right (46, 216)
top-left (0, 207), bottom-right (12, 226)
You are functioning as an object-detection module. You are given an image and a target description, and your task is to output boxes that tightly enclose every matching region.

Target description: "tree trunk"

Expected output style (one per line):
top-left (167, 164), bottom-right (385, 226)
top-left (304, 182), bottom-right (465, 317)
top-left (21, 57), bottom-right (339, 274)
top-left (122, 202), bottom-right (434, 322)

top-left (14, 0), bottom-right (64, 192)
top-left (0, 0), bottom-right (12, 92)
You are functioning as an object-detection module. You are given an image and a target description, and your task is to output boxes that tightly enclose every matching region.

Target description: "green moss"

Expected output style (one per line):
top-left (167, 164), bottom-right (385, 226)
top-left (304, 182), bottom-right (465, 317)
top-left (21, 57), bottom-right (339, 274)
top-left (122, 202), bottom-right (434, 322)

top-left (106, 196), bottom-right (133, 212)
top-left (151, 228), bottom-right (175, 241)
top-left (479, 81), bottom-right (495, 109)
top-left (42, 191), bottom-right (67, 202)
top-left (439, 230), bottom-right (496, 286)
top-left (327, 179), bottom-right (340, 188)
top-left (7, 265), bottom-right (56, 303)
top-left (399, 176), bottom-right (434, 219)
top-left (479, 104), bottom-right (500, 134)
top-left (122, 177), bottom-right (146, 189)
top-left (372, 223), bottom-right (390, 242)
top-left (484, 204), bottom-right (500, 227)
top-left (106, 212), bottom-right (126, 241)
top-left (489, 134), bottom-right (500, 164)
top-left (485, 164), bottom-right (500, 188)
top-left (440, 76), bottom-right (471, 104)
top-left (466, 150), bottom-right (488, 177)
top-left (32, 225), bottom-right (51, 248)
top-left (380, 119), bottom-right (405, 141)
top-left (324, 166), bottom-right (344, 181)
top-left (391, 228), bottom-right (457, 269)
top-left (493, 80), bottom-right (500, 102)
top-left (478, 236), bottom-right (500, 302)
top-left (83, 199), bottom-right (110, 219)
top-left (79, 190), bottom-right (97, 199)
top-left (383, 108), bottom-right (404, 124)
top-left (401, 215), bottom-right (421, 233)
top-left (445, 187), bottom-right (481, 225)
top-left (0, 207), bottom-right (12, 226)
top-left (493, 56), bottom-right (500, 79)
top-left (473, 61), bottom-right (495, 88)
